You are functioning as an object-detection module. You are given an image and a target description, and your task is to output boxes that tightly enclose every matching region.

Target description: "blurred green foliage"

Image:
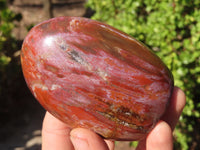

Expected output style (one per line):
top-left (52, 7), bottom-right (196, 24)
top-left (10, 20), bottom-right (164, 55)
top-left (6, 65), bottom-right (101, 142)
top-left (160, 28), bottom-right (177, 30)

top-left (86, 0), bottom-right (200, 149)
top-left (0, 0), bottom-right (22, 111)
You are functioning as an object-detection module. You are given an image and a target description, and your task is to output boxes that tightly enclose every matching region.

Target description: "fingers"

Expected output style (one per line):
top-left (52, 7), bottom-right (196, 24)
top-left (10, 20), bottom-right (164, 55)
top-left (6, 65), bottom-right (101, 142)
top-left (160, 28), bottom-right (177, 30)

top-left (104, 139), bottom-right (115, 150)
top-left (70, 128), bottom-right (114, 150)
top-left (161, 86), bottom-right (186, 130)
top-left (42, 87), bottom-right (185, 150)
top-left (136, 121), bottom-right (173, 150)
top-left (42, 112), bottom-right (114, 150)
top-left (42, 112), bottom-right (74, 150)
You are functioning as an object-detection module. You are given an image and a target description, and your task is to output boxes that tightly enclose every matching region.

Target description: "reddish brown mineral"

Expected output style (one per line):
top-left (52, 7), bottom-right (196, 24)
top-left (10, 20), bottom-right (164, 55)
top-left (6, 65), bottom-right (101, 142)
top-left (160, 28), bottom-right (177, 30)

top-left (21, 17), bottom-right (174, 141)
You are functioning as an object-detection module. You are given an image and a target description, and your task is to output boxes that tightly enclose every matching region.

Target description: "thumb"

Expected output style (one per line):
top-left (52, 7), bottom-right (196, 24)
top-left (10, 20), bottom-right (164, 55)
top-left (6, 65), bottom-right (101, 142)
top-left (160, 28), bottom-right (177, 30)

top-left (70, 128), bottom-right (114, 150)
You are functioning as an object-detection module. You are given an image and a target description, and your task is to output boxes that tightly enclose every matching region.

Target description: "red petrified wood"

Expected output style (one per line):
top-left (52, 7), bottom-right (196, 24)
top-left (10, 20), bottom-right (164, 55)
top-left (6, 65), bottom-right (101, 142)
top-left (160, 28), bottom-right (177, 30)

top-left (21, 17), bottom-right (174, 141)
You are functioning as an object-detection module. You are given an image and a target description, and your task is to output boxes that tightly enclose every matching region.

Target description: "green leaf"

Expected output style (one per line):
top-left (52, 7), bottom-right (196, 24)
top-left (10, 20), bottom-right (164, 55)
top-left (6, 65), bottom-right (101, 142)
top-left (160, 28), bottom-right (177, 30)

top-left (0, 55), bottom-right (11, 66)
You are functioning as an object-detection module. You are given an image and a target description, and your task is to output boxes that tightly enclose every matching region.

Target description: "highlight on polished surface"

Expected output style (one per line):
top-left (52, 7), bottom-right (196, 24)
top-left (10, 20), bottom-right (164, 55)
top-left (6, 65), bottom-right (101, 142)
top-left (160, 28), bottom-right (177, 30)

top-left (21, 16), bottom-right (174, 141)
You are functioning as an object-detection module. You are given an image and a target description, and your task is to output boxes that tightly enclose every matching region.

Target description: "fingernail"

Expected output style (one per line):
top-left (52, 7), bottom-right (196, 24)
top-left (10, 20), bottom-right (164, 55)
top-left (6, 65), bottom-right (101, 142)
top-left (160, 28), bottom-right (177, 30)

top-left (70, 135), bottom-right (89, 150)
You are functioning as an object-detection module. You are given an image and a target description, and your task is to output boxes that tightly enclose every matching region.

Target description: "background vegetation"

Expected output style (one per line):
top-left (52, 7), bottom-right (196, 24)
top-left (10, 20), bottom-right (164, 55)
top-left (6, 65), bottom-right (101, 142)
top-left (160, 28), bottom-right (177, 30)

top-left (0, 0), bottom-right (24, 126)
top-left (86, 0), bottom-right (200, 149)
top-left (0, 0), bottom-right (199, 149)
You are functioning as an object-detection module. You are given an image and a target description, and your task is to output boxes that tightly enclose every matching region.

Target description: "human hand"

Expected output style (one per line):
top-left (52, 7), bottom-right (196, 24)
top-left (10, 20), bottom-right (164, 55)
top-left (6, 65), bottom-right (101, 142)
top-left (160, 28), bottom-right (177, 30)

top-left (42, 111), bottom-right (114, 150)
top-left (42, 86), bottom-right (185, 150)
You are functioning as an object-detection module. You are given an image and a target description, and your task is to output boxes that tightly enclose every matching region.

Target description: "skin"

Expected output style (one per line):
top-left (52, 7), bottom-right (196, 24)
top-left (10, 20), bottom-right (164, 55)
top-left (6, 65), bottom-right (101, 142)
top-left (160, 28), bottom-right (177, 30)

top-left (42, 86), bottom-right (186, 150)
